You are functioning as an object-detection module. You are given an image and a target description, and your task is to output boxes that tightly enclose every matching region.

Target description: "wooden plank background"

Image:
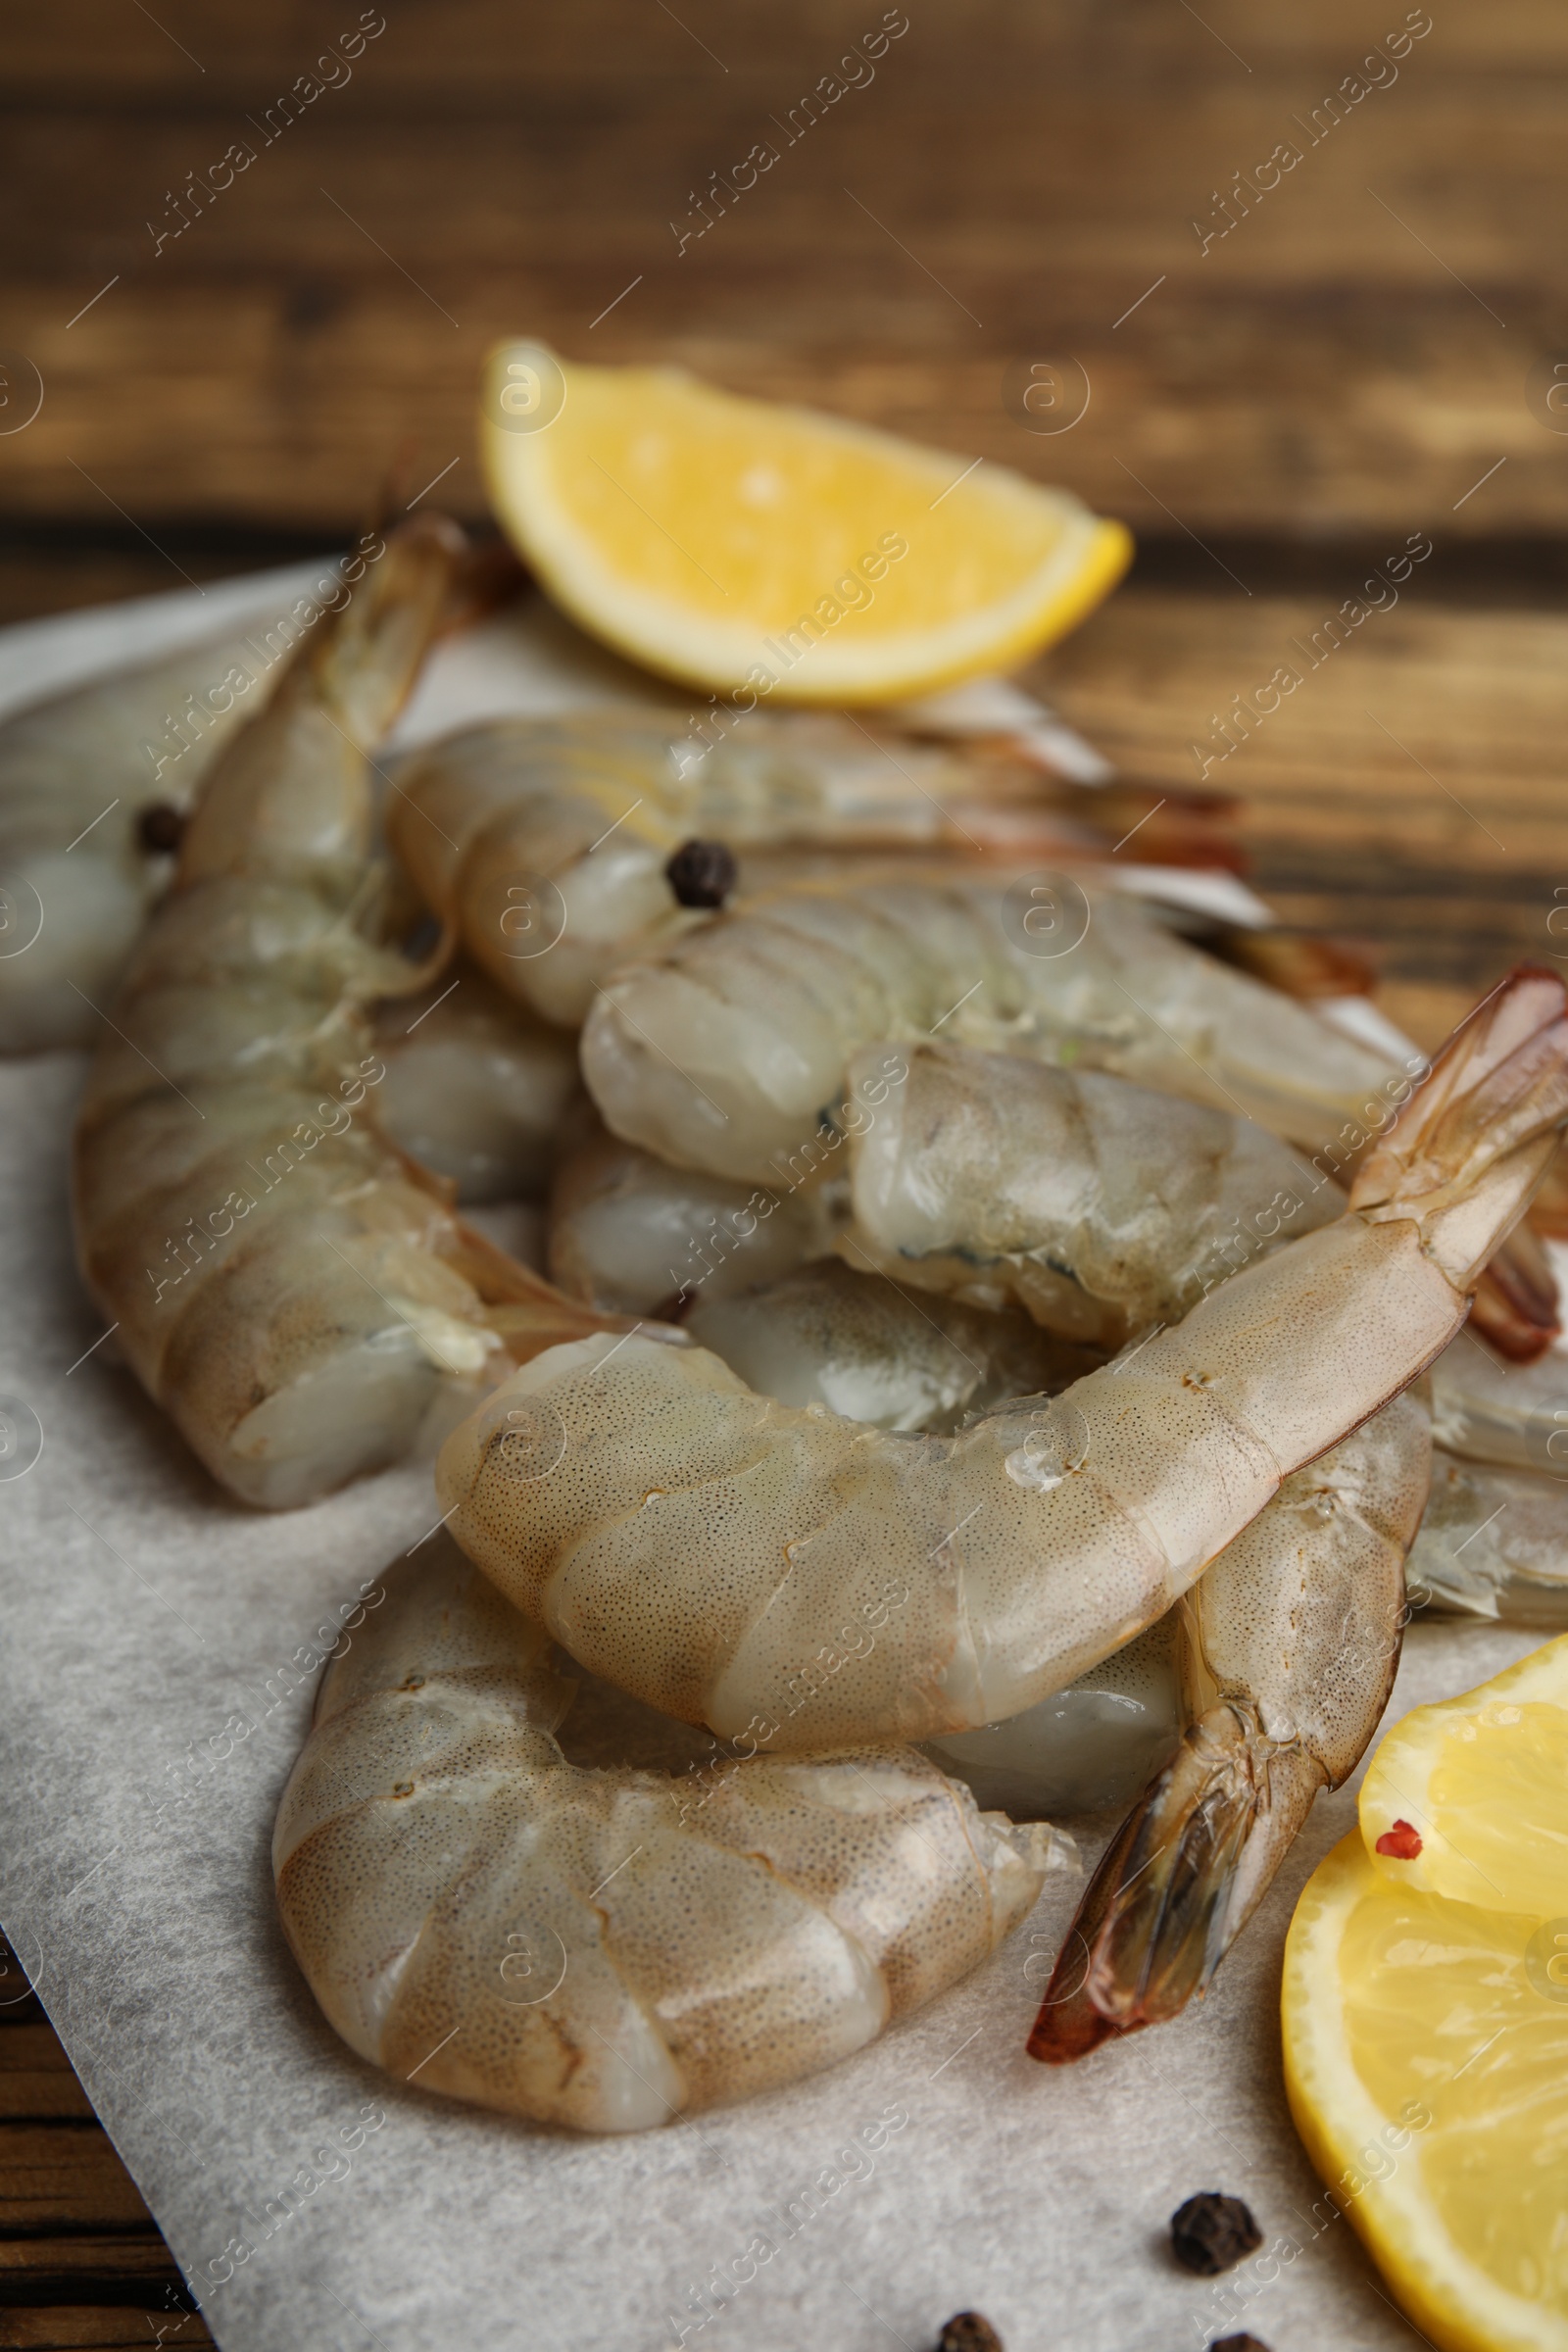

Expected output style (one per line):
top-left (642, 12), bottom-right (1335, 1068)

top-left (0, 1), bottom-right (1565, 2338)
top-left (2, 0), bottom-right (1567, 536)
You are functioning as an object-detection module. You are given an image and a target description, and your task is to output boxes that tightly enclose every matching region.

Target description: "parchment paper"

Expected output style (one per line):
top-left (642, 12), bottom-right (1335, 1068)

top-left (0, 570), bottom-right (1536, 2352)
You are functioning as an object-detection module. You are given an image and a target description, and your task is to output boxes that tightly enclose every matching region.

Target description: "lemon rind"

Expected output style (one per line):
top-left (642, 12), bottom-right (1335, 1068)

top-left (1284, 1830), bottom-right (1568, 2352)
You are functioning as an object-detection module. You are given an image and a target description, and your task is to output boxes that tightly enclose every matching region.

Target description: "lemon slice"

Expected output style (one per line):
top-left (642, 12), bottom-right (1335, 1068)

top-left (479, 340), bottom-right (1131, 704)
top-left (1283, 1635), bottom-right (1568, 2352)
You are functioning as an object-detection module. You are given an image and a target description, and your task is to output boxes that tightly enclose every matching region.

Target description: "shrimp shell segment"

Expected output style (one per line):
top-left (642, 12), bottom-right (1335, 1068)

top-left (274, 1537), bottom-right (1062, 2132)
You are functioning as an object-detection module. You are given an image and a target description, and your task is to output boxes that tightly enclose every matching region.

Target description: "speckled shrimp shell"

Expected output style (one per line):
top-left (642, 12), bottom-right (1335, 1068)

top-left (437, 970), bottom-right (1568, 1752)
top-left (579, 875), bottom-right (1411, 1186)
top-left (385, 710), bottom-right (1105, 1029)
top-left (70, 521), bottom-right (631, 1509)
top-left (840, 1039), bottom-right (1344, 1348)
top-left (273, 1535), bottom-right (1067, 2132)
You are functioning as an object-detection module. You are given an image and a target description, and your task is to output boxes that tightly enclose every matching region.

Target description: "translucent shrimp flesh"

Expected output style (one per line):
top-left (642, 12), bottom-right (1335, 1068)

top-left (1029, 1394), bottom-right (1430, 2059)
top-left (437, 968), bottom-right (1568, 1752)
top-left (273, 1532), bottom-right (1069, 2132)
top-left (923, 1614), bottom-right (1186, 1819)
top-left (841, 1040), bottom-right (1343, 1348)
top-left (580, 875), bottom-right (1411, 1185)
top-left (685, 1257), bottom-right (1098, 1435)
top-left (385, 711), bottom-right (1184, 1031)
top-left (71, 521), bottom-right (634, 1510)
top-left (0, 620), bottom-right (286, 1052)
top-left (548, 1110), bottom-right (844, 1314)
top-left (1408, 1447), bottom-right (1568, 1623)
top-left (1425, 1324), bottom-right (1568, 1475)
top-left (375, 960), bottom-right (580, 1203)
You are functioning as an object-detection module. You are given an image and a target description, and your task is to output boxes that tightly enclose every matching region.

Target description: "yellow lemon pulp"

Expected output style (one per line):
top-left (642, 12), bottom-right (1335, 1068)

top-left (1284, 1634), bottom-right (1568, 2352)
top-left (1360, 1636), bottom-right (1568, 1915)
top-left (480, 341), bottom-right (1131, 704)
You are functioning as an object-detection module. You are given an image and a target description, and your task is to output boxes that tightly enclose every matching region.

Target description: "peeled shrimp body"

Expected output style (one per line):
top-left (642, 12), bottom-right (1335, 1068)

top-left (1408, 1447), bottom-right (1568, 1622)
top-left (548, 1111), bottom-right (844, 1313)
top-left (387, 711), bottom-right (1120, 1030)
top-left (71, 522), bottom-right (625, 1509)
top-left (273, 1533), bottom-right (1067, 2132)
top-left (439, 969), bottom-right (1568, 1750)
top-left (925, 1613), bottom-right (1186, 1818)
top-left (0, 620), bottom-right (291, 1052)
top-left (1030, 1394), bottom-right (1429, 2058)
top-left (375, 961), bottom-right (579, 1203)
top-left (687, 1257), bottom-right (1096, 1435)
top-left (581, 876), bottom-right (1409, 1186)
top-left (842, 1040), bottom-right (1342, 1348)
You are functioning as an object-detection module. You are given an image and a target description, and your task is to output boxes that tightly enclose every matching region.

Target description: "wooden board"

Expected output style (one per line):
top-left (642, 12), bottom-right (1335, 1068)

top-left (1040, 576), bottom-right (1568, 1042)
top-left (0, 1941), bottom-right (210, 2350)
top-left (1, 0), bottom-right (1566, 534)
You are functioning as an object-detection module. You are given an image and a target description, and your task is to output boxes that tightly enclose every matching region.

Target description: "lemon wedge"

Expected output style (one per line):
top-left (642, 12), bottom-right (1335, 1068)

top-left (479, 340), bottom-right (1131, 704)
top-left (1283, 1633), bottom-right (1568, 2352)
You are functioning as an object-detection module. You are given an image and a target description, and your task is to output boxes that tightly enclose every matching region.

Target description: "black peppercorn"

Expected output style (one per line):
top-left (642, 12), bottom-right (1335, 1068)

top-left (936, 2315), bottom-right (1003, 2352)
top-left (137, 803), bottom-right (187, 856)
top-left (1212, 2334), bottom-right (1271, 2351)
top-left (1169, 2189), bottom-right (1263, 2275)
top-left (665, 837), bottom-right (737, 909)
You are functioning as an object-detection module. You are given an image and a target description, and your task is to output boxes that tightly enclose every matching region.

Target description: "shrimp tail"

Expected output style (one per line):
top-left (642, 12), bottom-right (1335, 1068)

top-left (1351, 965), bottom-right (1568, 1289)
top-left (1027, 1705), bottom-right (1324, 2063)
top-left (300, 513), bottom-right (469, 747)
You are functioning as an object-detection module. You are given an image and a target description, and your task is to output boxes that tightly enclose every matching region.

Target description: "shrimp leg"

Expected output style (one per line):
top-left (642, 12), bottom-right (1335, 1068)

top-left (273, 1533), bottom-right (1067, 2132)
top-left (1028, 1393), bottom-right (1430, 2060)
top-left (438, 968), bottom-right (1568, 1750)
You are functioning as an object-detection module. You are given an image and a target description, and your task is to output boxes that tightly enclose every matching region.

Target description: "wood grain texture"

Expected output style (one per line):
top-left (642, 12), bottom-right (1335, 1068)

top-left (1, 0), bottom-right (1565, 532)
top-left (1038, 574), bottom-right (1568, 1035)
top-left (0, 1947), bottom-right (209, 2350)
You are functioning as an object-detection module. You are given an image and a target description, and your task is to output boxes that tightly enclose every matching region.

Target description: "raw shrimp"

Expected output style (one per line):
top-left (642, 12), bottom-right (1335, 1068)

top-left (385, 712), bottom-right (1206, 1031)
top-left (273, 1533), bottom-right (1069, 2132)
top-left (1425, 1323), bottom-right (1568, 1474)
top-left (438, 968), bottom-right (1568, 1751)
top-left (71, 520), bottom-right (631, 1510)
top-left (1029, 1394), bottom-right (1429, 2059)
top-left (0, 615), bottom-right (293, 1052)
top-left (580, 875), bottom-right (1410, 1186)
top-left (1408, 1448), bottom-right (1568, 1622)
top-left (841, 1041), bottom-right (1343, 1348)
top-left (375, 960), bottom-right (580, 1203)
top-left (548, 1109), bottom-right (845, 1313)
top-left (686, 1257), bottom-right (1097, 1435)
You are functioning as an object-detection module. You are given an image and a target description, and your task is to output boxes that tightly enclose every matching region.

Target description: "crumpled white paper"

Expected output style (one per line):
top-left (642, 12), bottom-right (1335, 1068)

top-left (0, 569), bottom-right (1536, 2352)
